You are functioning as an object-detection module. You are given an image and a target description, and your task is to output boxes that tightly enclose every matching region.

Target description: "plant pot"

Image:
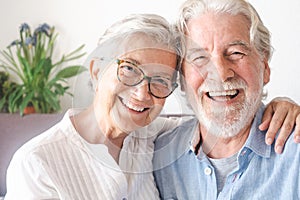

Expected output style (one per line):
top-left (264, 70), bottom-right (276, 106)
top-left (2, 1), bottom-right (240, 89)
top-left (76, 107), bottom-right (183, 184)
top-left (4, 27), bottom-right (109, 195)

top-left (23, 106), bottom-right (35, 115)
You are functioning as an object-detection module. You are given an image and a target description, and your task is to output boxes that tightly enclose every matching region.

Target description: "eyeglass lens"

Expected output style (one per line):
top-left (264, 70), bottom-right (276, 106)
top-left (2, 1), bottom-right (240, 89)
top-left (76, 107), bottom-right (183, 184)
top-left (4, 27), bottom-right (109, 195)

top-left (117, 59), bottom-right (176, 98)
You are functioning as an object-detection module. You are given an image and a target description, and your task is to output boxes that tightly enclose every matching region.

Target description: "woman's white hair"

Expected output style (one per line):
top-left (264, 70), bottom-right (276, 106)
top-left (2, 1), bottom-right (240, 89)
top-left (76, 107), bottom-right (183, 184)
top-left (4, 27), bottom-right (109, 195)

top-left (86, 13), bottom-right (182, 89)
top-left (177, 0), bottom-right (273, 61)
top-left (99, 14), bottom-right (179, 50)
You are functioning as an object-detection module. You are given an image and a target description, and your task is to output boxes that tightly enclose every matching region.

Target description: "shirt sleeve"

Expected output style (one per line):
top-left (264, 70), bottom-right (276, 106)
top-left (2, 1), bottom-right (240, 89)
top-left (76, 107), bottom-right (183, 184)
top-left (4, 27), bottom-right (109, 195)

top-left (153, 116), bottom-right (187, 135)
top-left (5, 150), bottom-right (59, 200)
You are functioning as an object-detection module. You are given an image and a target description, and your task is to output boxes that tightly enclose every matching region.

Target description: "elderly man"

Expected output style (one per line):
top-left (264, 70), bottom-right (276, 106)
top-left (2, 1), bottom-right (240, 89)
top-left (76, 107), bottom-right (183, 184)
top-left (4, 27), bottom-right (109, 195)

top-left (153, 0), bottom-right (300, 199)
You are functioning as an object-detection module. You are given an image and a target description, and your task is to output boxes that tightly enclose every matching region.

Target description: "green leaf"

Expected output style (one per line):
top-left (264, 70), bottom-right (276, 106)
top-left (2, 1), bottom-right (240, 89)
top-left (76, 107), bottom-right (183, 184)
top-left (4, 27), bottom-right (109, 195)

top-left (8, 86), bottom-right (23, 113)
top-left (19, 91), bottom-right (34, 116)
top-left (43, 88), bottom-right (60, 111)
top-left (0, 97), bottom-right (6, 111)
top-left (53, 83), bottom-right (66, 95)
top-left (18, 54), bottom-right (32, 83)
top-left (55, 65), bottom-right (87, 79)
top-left (65, 44), bottom-right (85, 58)
top-left (42, 58), bottom-right (53, 77)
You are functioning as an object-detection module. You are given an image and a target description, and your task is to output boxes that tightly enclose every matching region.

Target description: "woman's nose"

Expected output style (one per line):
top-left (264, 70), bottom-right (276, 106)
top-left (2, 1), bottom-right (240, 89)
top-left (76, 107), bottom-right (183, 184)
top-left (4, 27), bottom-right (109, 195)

top-left (133, 80), bottom-right (152, 100)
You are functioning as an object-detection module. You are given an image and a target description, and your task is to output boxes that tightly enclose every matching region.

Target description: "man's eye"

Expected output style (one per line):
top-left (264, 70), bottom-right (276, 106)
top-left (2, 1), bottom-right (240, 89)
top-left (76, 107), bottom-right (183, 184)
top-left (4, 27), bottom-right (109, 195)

top-left (193, 55), bottom-right (207, 61)
top-left (191, 56), bottom-right (209, 66)
top-left (227, 52), bottom-right (246, 61)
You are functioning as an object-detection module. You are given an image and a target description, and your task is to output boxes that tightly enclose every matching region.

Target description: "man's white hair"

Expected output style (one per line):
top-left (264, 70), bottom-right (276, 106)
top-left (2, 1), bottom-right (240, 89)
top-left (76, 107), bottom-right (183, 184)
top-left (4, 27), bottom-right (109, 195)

top-left (177, 0), bottom-right (273, 61)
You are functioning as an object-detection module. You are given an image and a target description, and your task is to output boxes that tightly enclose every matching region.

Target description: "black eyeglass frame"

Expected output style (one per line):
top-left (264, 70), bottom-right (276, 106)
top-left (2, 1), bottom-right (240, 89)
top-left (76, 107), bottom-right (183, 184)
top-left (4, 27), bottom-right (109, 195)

top-left (116, 59), bottom-right (178, 99)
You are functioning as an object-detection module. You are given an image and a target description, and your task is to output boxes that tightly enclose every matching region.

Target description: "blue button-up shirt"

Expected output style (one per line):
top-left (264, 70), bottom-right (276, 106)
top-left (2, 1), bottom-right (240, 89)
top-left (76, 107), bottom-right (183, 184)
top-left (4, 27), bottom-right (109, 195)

top-left (153, 105), bottom-right (300, 200)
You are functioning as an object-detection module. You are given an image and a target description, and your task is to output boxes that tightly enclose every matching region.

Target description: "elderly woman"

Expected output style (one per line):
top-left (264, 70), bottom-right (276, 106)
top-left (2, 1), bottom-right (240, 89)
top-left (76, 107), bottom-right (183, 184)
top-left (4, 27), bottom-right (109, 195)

top-left (5, 13), bottom-right (300, 199)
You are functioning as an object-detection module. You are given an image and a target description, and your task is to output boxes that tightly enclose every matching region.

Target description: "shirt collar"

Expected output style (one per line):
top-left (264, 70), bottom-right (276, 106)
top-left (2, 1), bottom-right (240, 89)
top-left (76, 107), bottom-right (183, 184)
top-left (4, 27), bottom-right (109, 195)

top-left (242, 104), bottom-right (271, 158)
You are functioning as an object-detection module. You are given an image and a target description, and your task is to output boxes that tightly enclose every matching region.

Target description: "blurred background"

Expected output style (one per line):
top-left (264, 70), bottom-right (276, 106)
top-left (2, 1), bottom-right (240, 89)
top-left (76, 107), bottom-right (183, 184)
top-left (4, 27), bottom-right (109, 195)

top-left (1, 0), bottom-right (299, 114)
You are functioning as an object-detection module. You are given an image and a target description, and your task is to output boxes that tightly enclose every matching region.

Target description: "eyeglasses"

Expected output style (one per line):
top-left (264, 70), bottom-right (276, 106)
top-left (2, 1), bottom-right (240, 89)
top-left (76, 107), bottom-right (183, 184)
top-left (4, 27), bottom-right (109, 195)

top-left (116, 59), bottom-right (178, 99)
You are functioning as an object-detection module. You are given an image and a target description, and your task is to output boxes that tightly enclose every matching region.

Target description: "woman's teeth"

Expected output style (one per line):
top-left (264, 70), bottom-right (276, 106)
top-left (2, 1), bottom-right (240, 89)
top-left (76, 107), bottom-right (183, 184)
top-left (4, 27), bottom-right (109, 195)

top-left (122, 99), bottom-right (146, 112)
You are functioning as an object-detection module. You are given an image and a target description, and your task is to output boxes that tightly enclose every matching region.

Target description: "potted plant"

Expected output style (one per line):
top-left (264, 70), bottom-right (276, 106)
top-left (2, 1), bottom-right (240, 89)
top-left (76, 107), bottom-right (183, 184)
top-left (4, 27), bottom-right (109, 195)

top-left (0, 23), bottom-right (86, 115)
top-left (0, 71), bottom-right (14, 113)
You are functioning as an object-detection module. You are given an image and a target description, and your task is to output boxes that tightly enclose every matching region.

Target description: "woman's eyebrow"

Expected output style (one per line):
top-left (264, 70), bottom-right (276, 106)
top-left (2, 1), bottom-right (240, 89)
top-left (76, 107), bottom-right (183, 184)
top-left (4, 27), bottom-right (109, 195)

top-left (154, 71), bottom-right (173, 78)
top-left (121, 57), bottom-right (140, 66)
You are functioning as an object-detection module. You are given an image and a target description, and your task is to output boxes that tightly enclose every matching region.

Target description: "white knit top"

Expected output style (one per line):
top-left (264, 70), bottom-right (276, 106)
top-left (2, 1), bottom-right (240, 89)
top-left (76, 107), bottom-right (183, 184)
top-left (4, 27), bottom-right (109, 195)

top-left (5, 109), bottom-right (181, 200)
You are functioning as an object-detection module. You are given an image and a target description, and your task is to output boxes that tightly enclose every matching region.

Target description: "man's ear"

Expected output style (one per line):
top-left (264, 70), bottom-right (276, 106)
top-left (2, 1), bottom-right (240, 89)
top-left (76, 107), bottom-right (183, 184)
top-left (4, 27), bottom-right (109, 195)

top-left (180, 74), bottom-right (186, 92)
top-left (263, 59), bottom-right (270, 85)
top-left (89, 59), bottom-right (100, 82)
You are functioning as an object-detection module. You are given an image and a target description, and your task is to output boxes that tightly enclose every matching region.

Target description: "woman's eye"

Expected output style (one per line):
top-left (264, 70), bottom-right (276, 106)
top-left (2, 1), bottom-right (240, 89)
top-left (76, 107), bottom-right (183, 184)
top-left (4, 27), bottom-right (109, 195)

top-left (155, 78), bottom-right (169, 87)
top-left (121, 65), bottom-right (134, 72)
top-left (119, 63), bottom-right (139, 77)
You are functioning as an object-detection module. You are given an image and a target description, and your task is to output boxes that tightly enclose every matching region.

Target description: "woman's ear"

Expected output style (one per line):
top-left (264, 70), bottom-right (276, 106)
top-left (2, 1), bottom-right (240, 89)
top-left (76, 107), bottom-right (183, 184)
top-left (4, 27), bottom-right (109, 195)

top-left (90, 59), bottom-right (100, 82)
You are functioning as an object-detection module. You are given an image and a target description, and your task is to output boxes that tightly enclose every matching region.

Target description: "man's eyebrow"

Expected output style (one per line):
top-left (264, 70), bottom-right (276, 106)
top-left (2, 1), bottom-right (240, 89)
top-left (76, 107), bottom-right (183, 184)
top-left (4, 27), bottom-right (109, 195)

top-left (228, 40), bottom-right (251, 50)
top-left (186, 47), bottom-right (206, 54)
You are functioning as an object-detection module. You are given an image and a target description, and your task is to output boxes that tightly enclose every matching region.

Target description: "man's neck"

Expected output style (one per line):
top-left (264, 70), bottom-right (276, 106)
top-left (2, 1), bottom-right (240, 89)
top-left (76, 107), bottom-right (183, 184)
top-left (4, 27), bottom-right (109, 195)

top-left (200, 125), bottom-right (252, 159)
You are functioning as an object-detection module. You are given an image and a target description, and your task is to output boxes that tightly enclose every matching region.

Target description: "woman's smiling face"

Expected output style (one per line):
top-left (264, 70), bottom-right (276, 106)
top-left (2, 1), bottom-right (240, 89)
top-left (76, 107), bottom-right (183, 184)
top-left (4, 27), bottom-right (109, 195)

top-left (92, 36), bottom-right (178, 133)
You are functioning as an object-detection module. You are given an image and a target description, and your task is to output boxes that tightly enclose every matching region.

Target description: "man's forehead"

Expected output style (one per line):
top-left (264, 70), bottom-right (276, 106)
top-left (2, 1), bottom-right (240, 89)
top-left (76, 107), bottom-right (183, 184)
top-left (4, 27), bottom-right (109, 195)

top-left (186, 12), bottom-right (251, 40)
top-left (185, 38), bottom-right (251, 52)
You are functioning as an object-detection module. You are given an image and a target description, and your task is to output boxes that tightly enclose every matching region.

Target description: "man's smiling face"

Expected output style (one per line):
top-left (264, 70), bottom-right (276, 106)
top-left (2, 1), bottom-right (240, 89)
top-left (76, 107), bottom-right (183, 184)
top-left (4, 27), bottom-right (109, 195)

top-left (182, 12), bottom-right (270, 138)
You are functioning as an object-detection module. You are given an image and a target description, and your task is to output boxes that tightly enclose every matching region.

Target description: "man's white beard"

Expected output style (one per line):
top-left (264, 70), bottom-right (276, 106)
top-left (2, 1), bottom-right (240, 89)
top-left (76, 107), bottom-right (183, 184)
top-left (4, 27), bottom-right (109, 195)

top-left (194, 78), bottom-right (263, 139)
top-left (198, 94), bottom-right (262, 138)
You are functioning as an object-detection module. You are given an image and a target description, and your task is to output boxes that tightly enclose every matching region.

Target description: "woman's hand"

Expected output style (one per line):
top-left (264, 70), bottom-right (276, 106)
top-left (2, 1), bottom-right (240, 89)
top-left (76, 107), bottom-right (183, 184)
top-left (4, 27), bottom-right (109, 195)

top-left (260, 97), bottom-right (300, 154)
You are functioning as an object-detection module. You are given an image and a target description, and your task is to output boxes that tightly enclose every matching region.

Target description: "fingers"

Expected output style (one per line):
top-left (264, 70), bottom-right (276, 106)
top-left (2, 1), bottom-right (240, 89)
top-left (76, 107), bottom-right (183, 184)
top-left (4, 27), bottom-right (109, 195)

top-left (259, 104), bottom-right (273, 131)
top-left (294, 115), bottom-right (300, 143)
top-left (274, 111), bottom-right (296, 154)
top-left (260, 97), bottom-right (300, 154)
top-left (263, 104), bottom-right (288, 146)
top-left (262, 98), bottom-right (300, 154)
top-left (265, 110), bottom-right (287, 146)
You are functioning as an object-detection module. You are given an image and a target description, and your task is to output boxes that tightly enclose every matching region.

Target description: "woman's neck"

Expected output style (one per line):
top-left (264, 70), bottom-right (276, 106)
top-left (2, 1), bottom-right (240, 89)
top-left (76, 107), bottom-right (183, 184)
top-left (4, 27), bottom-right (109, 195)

top-left (71, 106), bottom-right (128, 162)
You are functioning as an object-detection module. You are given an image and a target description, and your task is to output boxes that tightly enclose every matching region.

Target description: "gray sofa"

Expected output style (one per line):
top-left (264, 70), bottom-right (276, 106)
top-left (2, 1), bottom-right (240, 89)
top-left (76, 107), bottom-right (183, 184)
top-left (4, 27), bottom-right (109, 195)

top-left (0, 113), bottom-right (63, 197)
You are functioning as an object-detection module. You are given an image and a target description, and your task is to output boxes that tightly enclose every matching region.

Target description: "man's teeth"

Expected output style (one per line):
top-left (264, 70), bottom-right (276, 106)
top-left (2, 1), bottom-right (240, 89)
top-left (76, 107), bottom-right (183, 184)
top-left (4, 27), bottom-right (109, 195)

top-left (208, 90), bottom-right (238, 97)
top-left (122, 100), bottom-right (145, 112)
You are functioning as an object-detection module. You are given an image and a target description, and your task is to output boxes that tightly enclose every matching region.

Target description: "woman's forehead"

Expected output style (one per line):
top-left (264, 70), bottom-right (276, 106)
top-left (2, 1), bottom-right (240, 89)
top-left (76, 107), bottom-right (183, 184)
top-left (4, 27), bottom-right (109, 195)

top-left (120, 48), bottom-right (177, 70)
top-left (119, 57), bottom-right (177, 76)
top-left (121, 33), bottom-right (174, 52)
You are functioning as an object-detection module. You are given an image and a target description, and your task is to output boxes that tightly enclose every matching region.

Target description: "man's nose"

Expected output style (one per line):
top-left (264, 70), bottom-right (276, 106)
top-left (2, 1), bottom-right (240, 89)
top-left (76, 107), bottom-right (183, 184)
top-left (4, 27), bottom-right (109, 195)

top-left (209, 56), bottom-right (235, 82)
top-left (133, 79), bottom-right (152, 100)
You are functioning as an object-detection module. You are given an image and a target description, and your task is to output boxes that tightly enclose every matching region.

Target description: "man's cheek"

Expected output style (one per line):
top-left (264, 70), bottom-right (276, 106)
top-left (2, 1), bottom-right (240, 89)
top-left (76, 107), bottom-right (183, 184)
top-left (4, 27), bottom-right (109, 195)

top-left (185, 74), bottom-right (205, 91)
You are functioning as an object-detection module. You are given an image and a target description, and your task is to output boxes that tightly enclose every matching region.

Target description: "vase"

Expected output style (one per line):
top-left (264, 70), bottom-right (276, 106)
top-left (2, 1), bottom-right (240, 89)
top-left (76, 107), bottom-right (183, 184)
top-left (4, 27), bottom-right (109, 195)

top-left (23, 106), bottom-right (35, 115)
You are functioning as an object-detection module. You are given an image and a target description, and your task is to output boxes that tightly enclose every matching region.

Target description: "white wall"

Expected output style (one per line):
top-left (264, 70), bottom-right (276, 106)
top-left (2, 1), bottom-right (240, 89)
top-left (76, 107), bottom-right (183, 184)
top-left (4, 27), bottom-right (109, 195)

top-left (1, 0), bottom-right (299, 114)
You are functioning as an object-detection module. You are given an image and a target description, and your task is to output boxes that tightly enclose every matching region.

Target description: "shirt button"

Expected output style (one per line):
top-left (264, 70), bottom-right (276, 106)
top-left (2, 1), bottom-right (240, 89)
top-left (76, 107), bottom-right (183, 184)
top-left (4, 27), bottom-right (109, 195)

top-left (241, 149), bottom-right (247, 156)
top-left (204, 167), bottom-right (212, 175)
